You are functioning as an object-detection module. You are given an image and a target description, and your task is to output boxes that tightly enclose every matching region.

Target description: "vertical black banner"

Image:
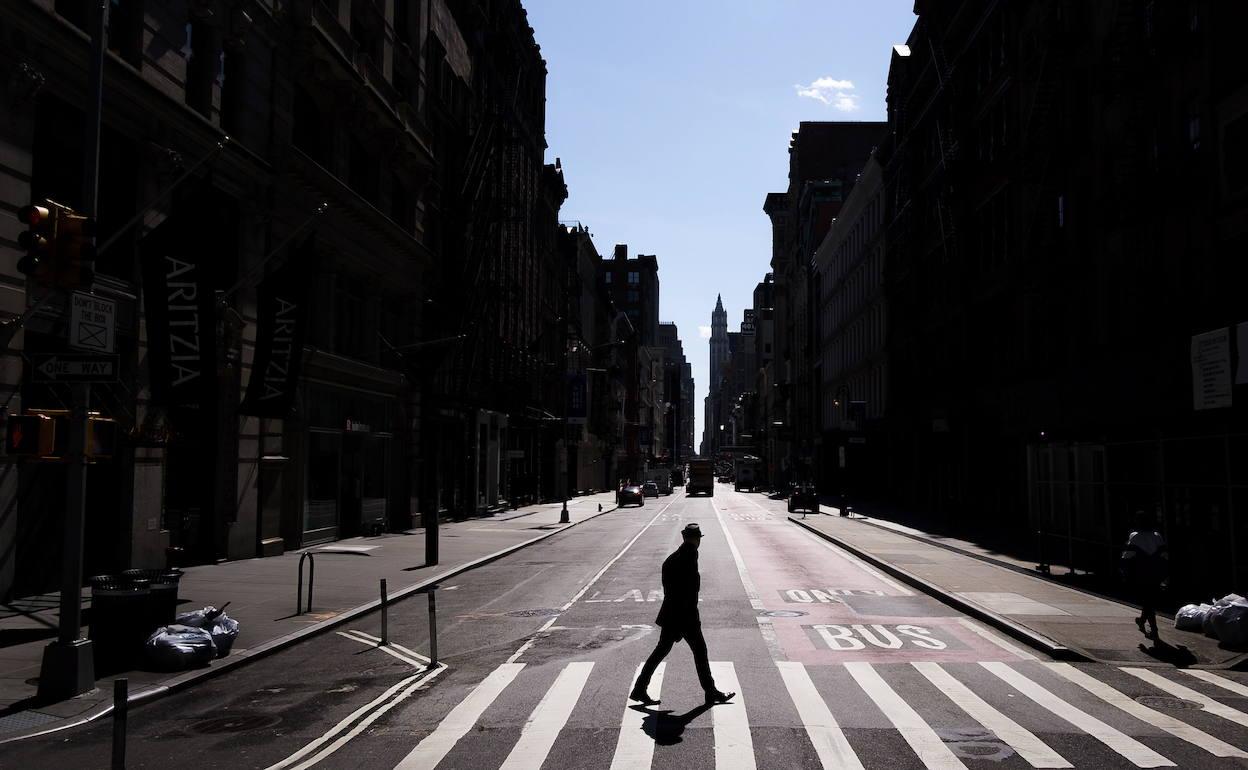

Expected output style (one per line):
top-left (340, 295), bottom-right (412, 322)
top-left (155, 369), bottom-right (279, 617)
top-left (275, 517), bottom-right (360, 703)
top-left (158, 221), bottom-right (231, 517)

top-left (240, 237), bottom-right (316, 418)
top-left (140, 184), bottom-right (218, 409)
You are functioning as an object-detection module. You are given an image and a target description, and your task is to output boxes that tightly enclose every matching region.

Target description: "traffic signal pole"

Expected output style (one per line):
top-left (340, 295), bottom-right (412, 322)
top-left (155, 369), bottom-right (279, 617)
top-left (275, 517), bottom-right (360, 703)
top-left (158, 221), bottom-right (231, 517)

top-left (38, 0), bottom-right (107, 701)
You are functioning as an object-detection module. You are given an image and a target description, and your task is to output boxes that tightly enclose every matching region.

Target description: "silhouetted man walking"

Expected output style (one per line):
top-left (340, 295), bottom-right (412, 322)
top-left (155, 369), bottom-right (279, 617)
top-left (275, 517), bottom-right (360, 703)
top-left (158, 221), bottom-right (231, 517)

top-left (630, 523), bottom-right (734, 705)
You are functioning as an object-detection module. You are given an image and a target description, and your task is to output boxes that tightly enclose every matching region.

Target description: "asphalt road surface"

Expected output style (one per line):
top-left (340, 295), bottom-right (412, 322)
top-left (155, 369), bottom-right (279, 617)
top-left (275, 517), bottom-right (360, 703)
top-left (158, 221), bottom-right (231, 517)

top-left (9, 484), bottom-right (1248, 769)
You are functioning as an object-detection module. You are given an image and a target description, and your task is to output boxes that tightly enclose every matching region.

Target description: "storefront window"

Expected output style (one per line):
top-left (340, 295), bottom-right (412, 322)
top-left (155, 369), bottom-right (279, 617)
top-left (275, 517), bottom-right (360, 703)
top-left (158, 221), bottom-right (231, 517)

top-left (305, 431), bottom-right (340, 541)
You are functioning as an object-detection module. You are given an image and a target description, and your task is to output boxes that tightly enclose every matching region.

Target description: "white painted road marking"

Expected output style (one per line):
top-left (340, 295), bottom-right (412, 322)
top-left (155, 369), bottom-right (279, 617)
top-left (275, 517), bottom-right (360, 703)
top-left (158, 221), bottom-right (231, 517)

top-left (710, 661), bottom-right (755, 770)
top-left (845, 661), bottom-right (966, 769)
top-left (609, 662), bottom-right (664, 770)
top-left (983, 662), bottom-right (1174, 768)
top-left (1047, 663), bottom-right (1246, 758)
top-left (394, 662), bottom-right (525, 770)
top-left (776, 661), bottom-right (864, 770)
top-left (1182, 669), bottom-right (1248, 698)
top-left (507, 501), bottom-right (673, 664)
top-left (1123, 667), bottom-right (1248, 730)
top-left (711, 496), bottom-right (765, 610)
top-left (500, 662), bottom-right (594, 770)
top-left (956, 617), bottom-right (1037, 661)
top-left (914, 662), bottom-right (1070, 768)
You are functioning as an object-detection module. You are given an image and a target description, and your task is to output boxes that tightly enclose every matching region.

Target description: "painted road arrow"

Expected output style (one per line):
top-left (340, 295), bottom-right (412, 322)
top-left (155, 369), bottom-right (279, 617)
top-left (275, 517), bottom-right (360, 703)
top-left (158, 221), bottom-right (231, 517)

top-left (31, 354), bottom-right (120, 383)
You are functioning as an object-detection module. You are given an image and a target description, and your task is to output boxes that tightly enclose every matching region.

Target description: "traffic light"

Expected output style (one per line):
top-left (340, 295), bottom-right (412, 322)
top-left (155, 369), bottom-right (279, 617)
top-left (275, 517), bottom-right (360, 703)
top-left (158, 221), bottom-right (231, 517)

top-left (16, 202), bottom-right (59, 284)
top-left (15, 200), bottom-right (95, 289)
top-left (5, 413), bottom-right (56, 458)
top-left (56, 211), bottom-right (96, 289)
top-left (85, 415), bottom-right (117, 460)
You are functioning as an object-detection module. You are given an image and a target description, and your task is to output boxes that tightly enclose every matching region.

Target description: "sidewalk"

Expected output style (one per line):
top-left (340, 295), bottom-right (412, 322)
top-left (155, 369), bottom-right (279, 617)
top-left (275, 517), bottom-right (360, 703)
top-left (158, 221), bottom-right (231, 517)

top-left (0, 491), bottom-right (619, 741)
top-left (788, 507), bottom-right (1248, 670)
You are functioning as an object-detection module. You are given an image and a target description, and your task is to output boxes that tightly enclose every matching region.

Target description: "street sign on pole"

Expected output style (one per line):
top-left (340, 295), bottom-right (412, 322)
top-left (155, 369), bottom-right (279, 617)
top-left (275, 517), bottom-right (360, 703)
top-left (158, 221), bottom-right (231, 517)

top-left (31, 353), bottom-right (119, 383)
top-left (68, 291), bottom-right (115, 353)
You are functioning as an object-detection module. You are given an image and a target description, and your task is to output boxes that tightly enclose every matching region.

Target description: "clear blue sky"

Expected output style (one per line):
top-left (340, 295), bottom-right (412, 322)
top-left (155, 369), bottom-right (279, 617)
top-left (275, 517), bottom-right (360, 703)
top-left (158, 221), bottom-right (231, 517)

top-left (525, 1), bottom-right (917, 446)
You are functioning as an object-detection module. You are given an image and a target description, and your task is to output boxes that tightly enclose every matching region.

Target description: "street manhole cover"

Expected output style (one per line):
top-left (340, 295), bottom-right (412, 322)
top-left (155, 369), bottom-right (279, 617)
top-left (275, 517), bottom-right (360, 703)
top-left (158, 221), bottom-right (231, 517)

top-left (1136, 695), bottom-right (1203, 711)
top-left (190, 713), bottom-right (283, 734)
top-left (759, 610), bottom-right (807, 618)
top-left (506, 608), bottom-right (561, 618)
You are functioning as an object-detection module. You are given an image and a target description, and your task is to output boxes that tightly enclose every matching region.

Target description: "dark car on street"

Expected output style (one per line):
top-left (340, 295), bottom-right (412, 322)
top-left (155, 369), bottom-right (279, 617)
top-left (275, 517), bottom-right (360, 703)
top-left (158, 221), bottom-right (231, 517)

top-left (641, 481), bottom-right (659, 498)
top-left (788, 482), bottom-right (819, 514)
top-left (617, 485), bottom-right (645, 507)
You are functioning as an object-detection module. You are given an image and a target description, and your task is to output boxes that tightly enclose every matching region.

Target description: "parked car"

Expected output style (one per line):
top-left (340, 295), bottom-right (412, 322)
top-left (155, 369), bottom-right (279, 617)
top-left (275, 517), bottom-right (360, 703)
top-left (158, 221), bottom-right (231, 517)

top-left (617, 485), bottom-right (645, 507)
top-left (641, 481), bottom-right (660, 498)
top-left (788, 482), bottom-right (819, 514)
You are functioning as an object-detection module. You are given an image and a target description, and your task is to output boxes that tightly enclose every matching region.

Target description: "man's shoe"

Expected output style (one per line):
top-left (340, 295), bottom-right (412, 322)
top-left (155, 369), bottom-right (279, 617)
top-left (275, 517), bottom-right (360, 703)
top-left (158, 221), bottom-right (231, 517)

top-left (705, 689), bottom-right (735, 704)
top-left (629, 688), bottom-right (659, 705)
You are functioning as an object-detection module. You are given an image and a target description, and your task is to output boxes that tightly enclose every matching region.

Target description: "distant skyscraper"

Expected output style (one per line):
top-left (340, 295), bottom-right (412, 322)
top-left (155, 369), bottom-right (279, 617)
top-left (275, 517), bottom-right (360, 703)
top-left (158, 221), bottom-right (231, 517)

top-left (709, 294), bottom-right (728, 390)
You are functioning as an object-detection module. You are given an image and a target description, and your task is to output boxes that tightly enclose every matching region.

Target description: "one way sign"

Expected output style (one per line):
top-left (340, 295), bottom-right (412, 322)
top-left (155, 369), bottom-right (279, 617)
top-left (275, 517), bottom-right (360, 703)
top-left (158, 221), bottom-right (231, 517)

top-left (31, 354), bottom-right (119, 383)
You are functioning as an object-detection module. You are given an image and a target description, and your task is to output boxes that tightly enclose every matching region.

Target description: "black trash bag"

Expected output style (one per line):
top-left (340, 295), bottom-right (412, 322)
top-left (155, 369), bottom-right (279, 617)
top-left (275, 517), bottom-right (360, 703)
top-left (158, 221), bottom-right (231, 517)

top-left (144, 624), bottom-right (216, 671)
top-left (175, 604), bottom-right (239, 658)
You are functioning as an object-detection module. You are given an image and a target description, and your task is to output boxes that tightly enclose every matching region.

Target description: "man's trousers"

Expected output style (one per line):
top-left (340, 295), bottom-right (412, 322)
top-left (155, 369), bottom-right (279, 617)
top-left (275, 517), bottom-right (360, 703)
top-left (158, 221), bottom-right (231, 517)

top-left (633, 623), bottom-right (715, 694)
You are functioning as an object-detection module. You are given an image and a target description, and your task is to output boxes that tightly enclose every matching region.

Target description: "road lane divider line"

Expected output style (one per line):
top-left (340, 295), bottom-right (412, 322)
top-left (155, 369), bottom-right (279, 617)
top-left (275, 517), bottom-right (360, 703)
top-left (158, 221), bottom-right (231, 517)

top-left (982, 662), bottom-right (1173, 768)
top-left (776, 661), bottom-right (863, 770)
top-left (506, 500), bottom-right (673, 664)
top-left (710, 661), bottom-right (755, 770)
top-left (340, 630), bottom-right (431, 664)
top-left (610, 662), bottom-right (664, 770)
top-left (266, 662), bottom-right (447, 770)
top-left (336, 630), bottom-right (426, 669)
top-left (955, 618), bottom-right (1037, 661)
top-left (1047, 663), bottom-right (1246, 758)
top-left (285, 665), bottom-right (448, 770)
top-left (913, 662), bottom-right (1070, 768)
top-left (711, 495), bottom-right (764, 610)
top-left (1122, 667), bottom-right (1248, 730)
top-left (845, 661), bottom-right (966, 770)
top-left (500, 662), bottom-right (595, 770)
top-left (394, 662), bottom-right (525, 770)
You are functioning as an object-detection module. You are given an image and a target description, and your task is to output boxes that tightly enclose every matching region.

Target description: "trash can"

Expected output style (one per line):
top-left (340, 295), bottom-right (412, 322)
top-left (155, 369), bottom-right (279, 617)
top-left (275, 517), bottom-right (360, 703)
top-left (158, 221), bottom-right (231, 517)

top-left (88, 575), bottom-right (151, 671)
top-left (122, 568), bottom-right (183, 629)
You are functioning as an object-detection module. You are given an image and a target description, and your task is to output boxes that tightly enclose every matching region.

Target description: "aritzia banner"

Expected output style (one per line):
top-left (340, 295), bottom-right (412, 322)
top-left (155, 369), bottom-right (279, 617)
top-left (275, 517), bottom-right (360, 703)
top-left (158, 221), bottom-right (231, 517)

top-left (139, 183), bottom-right (218, 409)
top-left (240, 237), bottom-right (316, 418)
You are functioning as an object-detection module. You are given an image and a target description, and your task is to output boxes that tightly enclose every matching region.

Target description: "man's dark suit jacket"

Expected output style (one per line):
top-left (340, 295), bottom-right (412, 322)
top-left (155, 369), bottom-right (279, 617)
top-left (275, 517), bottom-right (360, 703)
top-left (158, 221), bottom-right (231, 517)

top-left (655, 541), bottom-right (700, 629)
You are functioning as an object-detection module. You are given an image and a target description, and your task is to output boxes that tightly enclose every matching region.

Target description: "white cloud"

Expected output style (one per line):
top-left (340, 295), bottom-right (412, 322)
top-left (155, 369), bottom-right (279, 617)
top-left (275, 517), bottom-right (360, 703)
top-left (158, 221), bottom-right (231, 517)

top-left (795, 77), bottom-right (861, 112)
top-left (699, 325), bottom-right (713, 339)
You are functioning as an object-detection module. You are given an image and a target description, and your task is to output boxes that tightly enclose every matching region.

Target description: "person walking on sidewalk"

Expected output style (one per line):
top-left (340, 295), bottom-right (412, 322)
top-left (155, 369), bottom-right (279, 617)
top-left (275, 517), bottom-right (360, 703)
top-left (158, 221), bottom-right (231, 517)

top-left (630, 523), bottom-right (735, 706)
top-left (1121, 509), bottom-right (1168, 639)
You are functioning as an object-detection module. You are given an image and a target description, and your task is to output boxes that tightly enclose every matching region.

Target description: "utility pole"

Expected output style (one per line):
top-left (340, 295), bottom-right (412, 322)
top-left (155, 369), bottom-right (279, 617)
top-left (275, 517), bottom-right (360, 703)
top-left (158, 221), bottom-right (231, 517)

top-left (39, 0), bottom-right (107, 700)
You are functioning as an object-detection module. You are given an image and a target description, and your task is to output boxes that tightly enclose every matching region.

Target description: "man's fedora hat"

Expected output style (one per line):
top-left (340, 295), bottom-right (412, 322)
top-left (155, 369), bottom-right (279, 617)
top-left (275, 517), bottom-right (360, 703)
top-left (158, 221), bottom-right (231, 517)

top-left (682, 523), bottom-right (703, 538)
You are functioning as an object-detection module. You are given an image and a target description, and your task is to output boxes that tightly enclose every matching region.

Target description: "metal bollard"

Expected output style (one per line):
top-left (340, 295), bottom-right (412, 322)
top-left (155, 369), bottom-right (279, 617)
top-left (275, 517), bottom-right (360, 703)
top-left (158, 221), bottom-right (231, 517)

top-left (111, 678), bottom-right (127, 769)
top-left (427, 586), bottom-right (438, 667)
top-left (297, 552), bottom-right (316, 615)
top-left (380, 578), bottom-right (389, 646)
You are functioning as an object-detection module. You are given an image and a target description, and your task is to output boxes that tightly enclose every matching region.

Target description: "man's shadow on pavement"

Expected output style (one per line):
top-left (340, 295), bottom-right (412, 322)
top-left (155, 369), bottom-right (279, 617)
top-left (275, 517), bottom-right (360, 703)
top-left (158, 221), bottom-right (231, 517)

top-left (633, 702), bottom-right (715, 746)
top-left (1139, 636), bottom-right (1198, 667)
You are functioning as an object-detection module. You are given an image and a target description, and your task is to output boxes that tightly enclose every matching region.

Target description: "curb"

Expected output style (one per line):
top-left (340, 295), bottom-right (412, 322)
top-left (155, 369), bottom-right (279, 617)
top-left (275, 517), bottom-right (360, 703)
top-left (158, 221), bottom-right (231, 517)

top-left (0, 502), bottom-right (620, 745)
top-left (841, 509), bottom-right (1180, 622)
top-left (787, 515), bottom-right (1087, 662)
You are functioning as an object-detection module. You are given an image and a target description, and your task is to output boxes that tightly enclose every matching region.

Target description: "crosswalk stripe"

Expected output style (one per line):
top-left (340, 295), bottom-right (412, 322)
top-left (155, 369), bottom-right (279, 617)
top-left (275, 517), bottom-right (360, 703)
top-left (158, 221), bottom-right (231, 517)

top-left (1123, 667), bottom-right (1248, 730)
top-left (845, 661), bottom-right (966, 769)
top-left (776, 661), bottom-right (864, 770)
top-left (710, 662), bottom-right (755, 770)
top-left (609, 662), bottom-right (664, 770)
top-left (1046, 663), bottom-right (1246, 758)
top-left (499, 661), bottom-right (595, 770)
top-left (394, 662), bottom-right (525, 770)
top-left (982, 663), bottom-right (1174, 768)
top-left (1182, 669), bottom-right (1248, 699)
top-left (914, 662), bottom-right (1070, 768)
